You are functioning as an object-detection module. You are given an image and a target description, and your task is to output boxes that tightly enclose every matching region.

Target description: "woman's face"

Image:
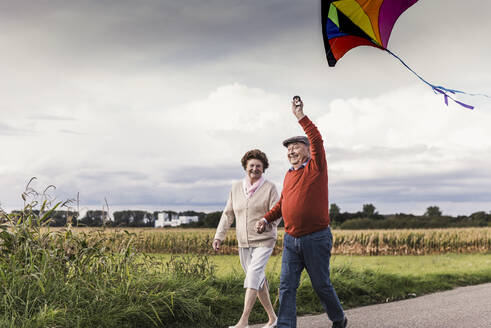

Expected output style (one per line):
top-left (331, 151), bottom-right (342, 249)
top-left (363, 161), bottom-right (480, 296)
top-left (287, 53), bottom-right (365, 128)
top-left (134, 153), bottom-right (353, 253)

top-left (245, 158), bottom-right (264, 182)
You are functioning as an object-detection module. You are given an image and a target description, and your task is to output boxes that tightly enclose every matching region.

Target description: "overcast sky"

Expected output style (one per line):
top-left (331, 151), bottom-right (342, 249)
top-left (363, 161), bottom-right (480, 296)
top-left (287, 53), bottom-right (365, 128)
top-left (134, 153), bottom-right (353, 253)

top-left (1, 0), bottom-right (490, 216)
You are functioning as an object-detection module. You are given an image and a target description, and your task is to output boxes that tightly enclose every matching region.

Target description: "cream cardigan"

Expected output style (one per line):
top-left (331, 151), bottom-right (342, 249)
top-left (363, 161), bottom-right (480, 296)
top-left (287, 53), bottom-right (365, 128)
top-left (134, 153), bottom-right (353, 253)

top-left (214, 179), bottom-right (281, 248)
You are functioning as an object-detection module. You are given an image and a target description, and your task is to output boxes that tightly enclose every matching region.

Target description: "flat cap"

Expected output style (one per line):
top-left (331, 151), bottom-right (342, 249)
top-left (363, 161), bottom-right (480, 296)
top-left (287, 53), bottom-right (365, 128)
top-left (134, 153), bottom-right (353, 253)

top-left (282, 136), bottom-right (310, 147)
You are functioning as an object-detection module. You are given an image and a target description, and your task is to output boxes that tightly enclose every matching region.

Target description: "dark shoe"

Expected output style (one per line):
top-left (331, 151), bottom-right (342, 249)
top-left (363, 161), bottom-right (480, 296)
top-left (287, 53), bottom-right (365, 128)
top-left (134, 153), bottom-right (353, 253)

top-left (332, 316), bottom-right (347, 328)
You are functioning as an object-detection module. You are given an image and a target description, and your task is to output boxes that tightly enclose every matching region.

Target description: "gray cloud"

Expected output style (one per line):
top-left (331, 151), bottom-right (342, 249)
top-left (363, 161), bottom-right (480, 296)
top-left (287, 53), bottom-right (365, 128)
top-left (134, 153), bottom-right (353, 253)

top-left (164, 165), bottom-right (243, 184)
top-left (51, 166), bottom-right (491, 213)
top-left (1, 0), bottom-right (315, 68)
top-left (331, 169), bottom-right (491, 205)
top-left (4, 157), bottom-right (490, 215)
top-left (1, 1), bottom-right (490, 215)
top-left (74, 170), bottom-right (149, 182)
top-left (328, 144), bottom-right (437, 162)
top-left (58, 177), bottom-right (230, 208)
top-left (27, 166), bottom-right (234, 206)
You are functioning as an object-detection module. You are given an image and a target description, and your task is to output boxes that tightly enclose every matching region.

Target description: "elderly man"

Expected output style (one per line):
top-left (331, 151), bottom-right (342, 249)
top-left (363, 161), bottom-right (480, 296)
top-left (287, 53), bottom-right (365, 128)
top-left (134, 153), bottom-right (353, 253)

top-left (255, 98), bottom-right (347, 328)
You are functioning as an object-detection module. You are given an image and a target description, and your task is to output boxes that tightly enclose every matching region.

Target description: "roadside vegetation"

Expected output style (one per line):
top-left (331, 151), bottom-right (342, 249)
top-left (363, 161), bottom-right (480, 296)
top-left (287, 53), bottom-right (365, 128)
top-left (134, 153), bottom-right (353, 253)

top-left (1, 184), bottom-right (490, 327)
top-left (2, 207), bottom-right (490, 327)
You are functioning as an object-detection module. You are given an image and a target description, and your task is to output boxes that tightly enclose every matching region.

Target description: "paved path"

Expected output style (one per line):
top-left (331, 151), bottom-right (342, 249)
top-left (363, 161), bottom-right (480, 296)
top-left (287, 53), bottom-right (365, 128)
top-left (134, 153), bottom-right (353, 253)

top-left (250, 283), bottom-right (491, 328)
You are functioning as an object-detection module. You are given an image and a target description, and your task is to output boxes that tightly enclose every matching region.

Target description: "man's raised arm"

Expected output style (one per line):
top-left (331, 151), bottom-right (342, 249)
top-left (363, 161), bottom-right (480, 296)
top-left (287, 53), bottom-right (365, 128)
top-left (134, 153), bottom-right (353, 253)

top-left (295, 100), bottom-right (326, 171)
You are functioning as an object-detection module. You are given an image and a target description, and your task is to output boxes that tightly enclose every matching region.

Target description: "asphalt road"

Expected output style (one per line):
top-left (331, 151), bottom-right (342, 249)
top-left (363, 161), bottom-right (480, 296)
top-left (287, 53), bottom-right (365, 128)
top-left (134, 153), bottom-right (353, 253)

top-left (250, 283), bottom-right (491, 328)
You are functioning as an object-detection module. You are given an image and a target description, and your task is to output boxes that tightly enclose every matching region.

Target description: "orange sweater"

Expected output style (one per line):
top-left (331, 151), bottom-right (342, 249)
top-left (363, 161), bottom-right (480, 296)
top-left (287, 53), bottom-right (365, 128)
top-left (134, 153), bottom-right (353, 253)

top-left (264, 116), bottom-right (330, 237)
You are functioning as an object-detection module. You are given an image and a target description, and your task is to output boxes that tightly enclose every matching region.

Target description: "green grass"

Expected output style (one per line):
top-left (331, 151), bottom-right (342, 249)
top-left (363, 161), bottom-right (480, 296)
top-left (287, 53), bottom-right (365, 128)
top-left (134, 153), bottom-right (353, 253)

top-left (201, 253), bottom-right (491, 321)
top-left (150, 253), bottom-right (491, 278)
top-left (142, 253), bottom-right (491, 325)
top-left (331, 253), bottom-right (491, 276)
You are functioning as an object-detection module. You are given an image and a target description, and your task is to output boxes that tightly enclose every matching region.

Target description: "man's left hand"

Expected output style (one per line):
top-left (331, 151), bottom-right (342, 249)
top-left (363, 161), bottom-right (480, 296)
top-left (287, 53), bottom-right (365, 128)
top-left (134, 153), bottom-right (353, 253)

top-left (255, 219), bottom-right (267, 234)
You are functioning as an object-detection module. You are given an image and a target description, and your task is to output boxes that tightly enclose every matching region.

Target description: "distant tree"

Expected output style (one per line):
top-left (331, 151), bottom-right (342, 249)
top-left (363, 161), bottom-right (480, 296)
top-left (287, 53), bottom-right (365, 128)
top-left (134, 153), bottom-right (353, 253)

top-left (179, 210), bottom-right (205, 218)
top-left (152, 211), bottom-right (160, 224)
top-left (424, 206), bottom-right (442, 217)
top-left (204, 211), bottom-right (222, 228)
top-left (47, 210), bottom-right (79, 227)
top-left (469, 211), bottom-right (490, 226)
top-left (113, 210), bottom-right (153, 227)
top-left (186, 219), bottom-right (205, 228)
top-left (340, 218), bottom-right (375, 229)
top-left (79, 210), bottom-right (106, 227)
top-left (329, 203), bottom-right (341, 223)
top-left (469, 211), bottom-right (486, 220)
top-left (132, 210), bottom-right (151, 227)
top-left (9, 210), bottom-right (40, 224)
top-left (113, 211), bottom-right (131, 226)
top-left (143, 211), bottom-right (155, 227)
top-left (362, 204), bottom-right (376, 218)
top-left (336, 211), bottom-right (362, 223)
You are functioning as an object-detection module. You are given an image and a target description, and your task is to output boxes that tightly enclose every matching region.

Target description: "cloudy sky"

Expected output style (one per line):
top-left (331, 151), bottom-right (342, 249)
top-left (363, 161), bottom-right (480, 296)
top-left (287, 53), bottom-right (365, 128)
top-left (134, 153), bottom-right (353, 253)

top-left (1, 0), bottom-right (490, 216)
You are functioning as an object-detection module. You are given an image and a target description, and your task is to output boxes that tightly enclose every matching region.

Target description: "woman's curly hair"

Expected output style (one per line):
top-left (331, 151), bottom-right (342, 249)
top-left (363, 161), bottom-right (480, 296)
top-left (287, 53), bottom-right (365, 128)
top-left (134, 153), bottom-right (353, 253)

top-left (241, 149), bottom-right (269, 172)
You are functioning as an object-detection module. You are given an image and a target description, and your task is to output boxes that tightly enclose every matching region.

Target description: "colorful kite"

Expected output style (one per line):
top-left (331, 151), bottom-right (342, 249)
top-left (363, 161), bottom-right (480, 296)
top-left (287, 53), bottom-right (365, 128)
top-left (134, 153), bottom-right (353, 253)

top-left (321, 0), bottom-right (486, 109)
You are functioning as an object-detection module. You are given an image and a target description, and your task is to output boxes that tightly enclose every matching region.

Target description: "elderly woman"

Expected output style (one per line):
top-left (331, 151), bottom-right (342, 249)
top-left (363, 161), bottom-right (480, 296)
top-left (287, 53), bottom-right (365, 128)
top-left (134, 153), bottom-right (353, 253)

top-left (213, 149), bottom-right (280, 328)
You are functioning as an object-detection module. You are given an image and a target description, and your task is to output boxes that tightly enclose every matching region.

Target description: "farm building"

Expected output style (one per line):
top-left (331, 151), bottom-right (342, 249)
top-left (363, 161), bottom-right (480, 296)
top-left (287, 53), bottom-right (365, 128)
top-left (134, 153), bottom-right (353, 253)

top-left (154, 212), bottom-right (199, 227)
top-left (155, 212), bottom-right (178, 227)
top-left (178, 216), bottom-right (199, 225)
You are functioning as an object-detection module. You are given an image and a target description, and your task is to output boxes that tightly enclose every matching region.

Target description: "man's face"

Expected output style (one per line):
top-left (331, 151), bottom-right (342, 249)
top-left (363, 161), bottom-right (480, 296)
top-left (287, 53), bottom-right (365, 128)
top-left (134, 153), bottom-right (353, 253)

top-left (287, 142), bottom-right (310, 167)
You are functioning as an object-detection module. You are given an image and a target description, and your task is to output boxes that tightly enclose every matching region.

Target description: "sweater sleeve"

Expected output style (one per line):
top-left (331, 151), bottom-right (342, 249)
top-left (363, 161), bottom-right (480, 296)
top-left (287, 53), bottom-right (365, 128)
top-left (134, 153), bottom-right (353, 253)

top-left (264, 191), bottom-right (282, 223)
top-left (213, 189), bottom-right (235, 241)
top-left (269, 184), bottom-right (283, 228)
top-left (299, 115), bottom-right (326, 171)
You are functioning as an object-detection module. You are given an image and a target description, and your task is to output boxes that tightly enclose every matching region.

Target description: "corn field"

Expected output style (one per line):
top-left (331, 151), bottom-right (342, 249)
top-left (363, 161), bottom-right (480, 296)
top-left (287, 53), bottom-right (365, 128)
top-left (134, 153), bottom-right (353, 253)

top-left (48, 227), bottom-right (491, 256)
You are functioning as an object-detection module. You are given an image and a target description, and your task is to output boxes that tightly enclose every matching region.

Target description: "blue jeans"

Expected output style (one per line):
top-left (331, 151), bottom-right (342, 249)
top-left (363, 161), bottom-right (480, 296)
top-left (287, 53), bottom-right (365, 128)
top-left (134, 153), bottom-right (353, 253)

top-left (277, 227), bottom-right (344, 328)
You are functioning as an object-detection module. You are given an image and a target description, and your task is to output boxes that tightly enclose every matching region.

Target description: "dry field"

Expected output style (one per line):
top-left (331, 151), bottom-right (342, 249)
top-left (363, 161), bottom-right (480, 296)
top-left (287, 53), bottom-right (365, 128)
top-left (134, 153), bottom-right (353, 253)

top-left (46, 227), bottom-right (491, 255)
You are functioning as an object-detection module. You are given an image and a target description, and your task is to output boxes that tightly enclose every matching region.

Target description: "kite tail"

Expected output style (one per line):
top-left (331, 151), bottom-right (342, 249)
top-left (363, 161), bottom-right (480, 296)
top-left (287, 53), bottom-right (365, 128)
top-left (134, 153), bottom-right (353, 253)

top-left (384, 48), bottom-right (480, 110)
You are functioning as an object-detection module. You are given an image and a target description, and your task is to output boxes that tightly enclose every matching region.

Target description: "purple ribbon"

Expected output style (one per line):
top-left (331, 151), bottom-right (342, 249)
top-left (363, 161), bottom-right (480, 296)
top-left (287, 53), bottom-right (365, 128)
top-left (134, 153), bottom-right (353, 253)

top-left (385, 48), bottom-right (476, 110)
top-left (434, 88), bottom-right (474, 110)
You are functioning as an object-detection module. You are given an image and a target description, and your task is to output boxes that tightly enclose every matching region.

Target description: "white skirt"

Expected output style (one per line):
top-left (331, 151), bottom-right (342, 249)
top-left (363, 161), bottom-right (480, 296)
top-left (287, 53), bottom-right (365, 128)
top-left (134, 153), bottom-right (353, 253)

top-left (238, 246), bottom-right (274, 290)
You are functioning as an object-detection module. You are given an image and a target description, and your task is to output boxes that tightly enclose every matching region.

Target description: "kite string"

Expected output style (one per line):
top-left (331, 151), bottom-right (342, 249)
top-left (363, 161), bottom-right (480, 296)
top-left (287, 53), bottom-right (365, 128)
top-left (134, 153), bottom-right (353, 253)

top-left (384, 48), bottom-right (478, 110)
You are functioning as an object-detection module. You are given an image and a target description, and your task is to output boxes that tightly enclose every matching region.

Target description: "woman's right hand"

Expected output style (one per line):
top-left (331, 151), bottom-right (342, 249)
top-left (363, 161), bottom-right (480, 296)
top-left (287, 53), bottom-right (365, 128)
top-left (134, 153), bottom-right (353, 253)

top-left (212, 239), bottom-right (221, 251)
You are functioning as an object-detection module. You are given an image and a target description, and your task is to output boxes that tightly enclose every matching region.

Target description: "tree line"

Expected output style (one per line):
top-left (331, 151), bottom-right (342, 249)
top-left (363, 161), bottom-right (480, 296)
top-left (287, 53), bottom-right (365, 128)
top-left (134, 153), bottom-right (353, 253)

top-left (5, 205), bottom-right (490, 229)
top-left (5, 210), bottom-right (206, 228)
top-left (329, 204), bottom-right (491, 229)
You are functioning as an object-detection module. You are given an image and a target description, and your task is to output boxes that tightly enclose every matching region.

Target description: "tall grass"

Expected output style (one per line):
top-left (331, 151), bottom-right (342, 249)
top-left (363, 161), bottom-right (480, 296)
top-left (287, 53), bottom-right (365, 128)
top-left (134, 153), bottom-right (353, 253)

top-left (0, 186), bottom-right (222, 327)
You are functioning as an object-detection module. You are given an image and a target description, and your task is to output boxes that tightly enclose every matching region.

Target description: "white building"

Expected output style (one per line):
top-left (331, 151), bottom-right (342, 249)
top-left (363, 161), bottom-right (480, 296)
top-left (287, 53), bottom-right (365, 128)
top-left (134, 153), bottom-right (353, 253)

top-left (154, 213), bottom-right (199, 227)
top-left (178, 216), bottom-right (199, 225)
top-left (155, 212), bottom-right (178, 227)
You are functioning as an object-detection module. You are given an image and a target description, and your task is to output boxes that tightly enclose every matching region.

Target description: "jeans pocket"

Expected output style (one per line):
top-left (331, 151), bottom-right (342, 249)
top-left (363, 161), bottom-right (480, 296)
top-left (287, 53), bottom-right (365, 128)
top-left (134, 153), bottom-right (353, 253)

top-left (309, 230), bottom-right (332, 252)
top-left (310, 228), bottom-right (331, 241)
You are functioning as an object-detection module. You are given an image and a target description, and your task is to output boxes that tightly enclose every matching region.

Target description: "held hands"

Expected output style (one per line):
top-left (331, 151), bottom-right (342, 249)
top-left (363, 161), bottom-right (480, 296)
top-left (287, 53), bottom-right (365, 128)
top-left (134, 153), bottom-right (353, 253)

top-left (255, 218), bottom-right (268, 234)
top-left (292, 96), bottom-right (305, 121)
top-left (212, 239), bottom-right (221, 251)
